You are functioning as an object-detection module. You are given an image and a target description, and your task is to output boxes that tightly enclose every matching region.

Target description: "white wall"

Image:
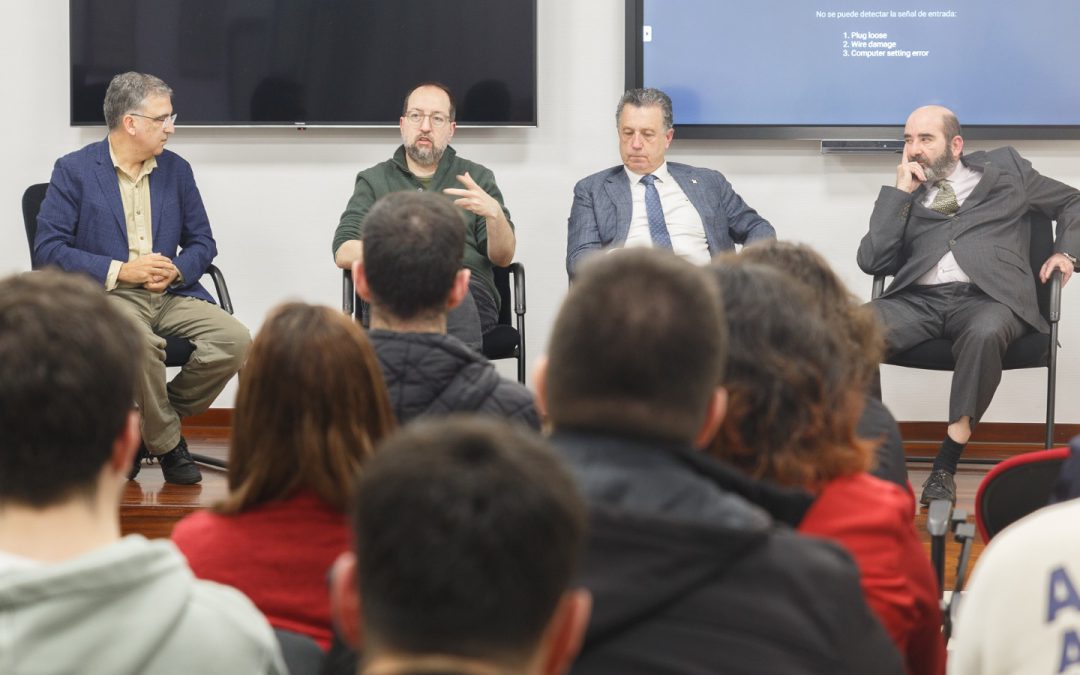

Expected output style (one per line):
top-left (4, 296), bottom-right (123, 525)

top-left (4, 1), bottom-right (1079, 424)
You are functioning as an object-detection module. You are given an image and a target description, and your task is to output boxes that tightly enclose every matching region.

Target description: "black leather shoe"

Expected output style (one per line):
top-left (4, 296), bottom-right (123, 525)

top-left (158, 437), bottom-right (202, 485)
top-left (920, 469), bottom-right (956, 506)
top-left (127, 443), bottom-right (150, 481)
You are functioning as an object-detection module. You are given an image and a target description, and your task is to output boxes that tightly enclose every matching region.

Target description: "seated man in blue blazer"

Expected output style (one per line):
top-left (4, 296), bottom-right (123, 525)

top-left (35, 72), bottom-right (250, 484)
top-left (566, 88), bottom-right (776, 278)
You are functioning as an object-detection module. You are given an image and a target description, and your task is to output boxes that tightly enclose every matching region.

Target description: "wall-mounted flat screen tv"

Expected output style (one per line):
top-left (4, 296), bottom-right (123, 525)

top-left (71, 0), bottom-right (537, 127)
top-left (626, 0), bottom-right (1080, 140)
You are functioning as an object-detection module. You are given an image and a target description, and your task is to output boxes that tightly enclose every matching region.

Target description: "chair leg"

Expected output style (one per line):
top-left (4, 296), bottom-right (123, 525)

top-left (190, 453), bottom-right (227, 469)
top-left (1046, 323), bottom-right (1059, 449)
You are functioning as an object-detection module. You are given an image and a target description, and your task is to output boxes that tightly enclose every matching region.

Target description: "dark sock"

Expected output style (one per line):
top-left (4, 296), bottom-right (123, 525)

top-left (932, 435), bottom-right (966, 474)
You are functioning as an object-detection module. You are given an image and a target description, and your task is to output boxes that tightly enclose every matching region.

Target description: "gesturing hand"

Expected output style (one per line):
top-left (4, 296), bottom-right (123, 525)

top-left (443, 172), bottom-right (501, 221)
top-left (895, 146), bottom-right (931, 193)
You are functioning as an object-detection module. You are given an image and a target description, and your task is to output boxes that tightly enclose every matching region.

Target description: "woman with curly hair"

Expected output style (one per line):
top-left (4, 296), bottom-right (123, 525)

top-left (708, 254), bottom-right (944, 675)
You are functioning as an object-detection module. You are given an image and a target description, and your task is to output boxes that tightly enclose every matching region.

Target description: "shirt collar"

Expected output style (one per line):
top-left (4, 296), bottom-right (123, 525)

top-left (625, 161), bottom-right (671, 184)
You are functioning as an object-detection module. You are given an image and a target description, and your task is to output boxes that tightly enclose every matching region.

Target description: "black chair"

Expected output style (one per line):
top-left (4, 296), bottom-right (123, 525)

top-left (272, 629), bottom-right (326, 675)
top-left (871, 212), bottom-right (1062, 449)
top-left (974, 445), bottom-right (1068, 542)
top-left (23, 182), bottom-right (233, 469)
top-left (343, 262), bottom-right (527, 384)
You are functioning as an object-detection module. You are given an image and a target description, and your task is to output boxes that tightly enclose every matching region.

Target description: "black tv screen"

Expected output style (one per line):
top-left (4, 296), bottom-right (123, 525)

top-left (626, 0), bottom-right (1080, 140)
top-left (70, 0), bottom-right (537, 127)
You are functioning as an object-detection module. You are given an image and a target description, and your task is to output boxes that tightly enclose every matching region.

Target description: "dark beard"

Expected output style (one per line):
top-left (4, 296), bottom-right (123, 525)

top-left (920, 146), bottom-right (957, 182)
top-left (405, 141), bottom-right (443, 168)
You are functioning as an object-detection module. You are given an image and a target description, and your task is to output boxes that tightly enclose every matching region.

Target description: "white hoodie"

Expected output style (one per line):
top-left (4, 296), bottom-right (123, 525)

top-left (0, 535), bottom-right (286, 675)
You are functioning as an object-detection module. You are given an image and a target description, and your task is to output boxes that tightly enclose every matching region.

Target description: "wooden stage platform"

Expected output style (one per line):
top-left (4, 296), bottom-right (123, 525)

top-left (127, 419), bottom-right (1067, 590)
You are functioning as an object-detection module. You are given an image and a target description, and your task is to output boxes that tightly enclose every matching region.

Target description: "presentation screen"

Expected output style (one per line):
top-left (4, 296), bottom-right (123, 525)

top-left (627, 0), bottom-right (1080, 139)
top-left (70, 0), bottom-right (537, 127)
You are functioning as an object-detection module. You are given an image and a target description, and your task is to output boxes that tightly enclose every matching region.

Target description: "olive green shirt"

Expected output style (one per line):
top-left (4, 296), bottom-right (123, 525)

top-left (333, 145), bottom-right (514, 309)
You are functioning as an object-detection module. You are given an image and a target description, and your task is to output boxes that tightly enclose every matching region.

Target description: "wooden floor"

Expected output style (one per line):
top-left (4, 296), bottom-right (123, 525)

top-left (125, 423), bottom-right (1009, 590)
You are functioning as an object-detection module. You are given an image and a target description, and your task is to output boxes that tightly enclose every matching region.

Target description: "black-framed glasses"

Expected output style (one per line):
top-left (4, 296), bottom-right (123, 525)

top-left (129, 112), bottom-right (178, 129)
top-left (404, 111), bottom-right (450, 128)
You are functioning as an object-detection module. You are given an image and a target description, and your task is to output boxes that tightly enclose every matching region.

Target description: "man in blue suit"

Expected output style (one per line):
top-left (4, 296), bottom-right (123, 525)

top-left (566, 88), bottom-right (775, 278)
top-left (35, 72), bottom-right (250, 484)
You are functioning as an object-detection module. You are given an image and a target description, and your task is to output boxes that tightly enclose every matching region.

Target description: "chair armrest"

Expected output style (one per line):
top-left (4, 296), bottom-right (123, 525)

top-left (205, 264), bottom-right (233, 315)
top-left (508, 262), bottom-right (526, 316)
top-left (871, 275), bottom-right (885, 300)
top-left (342, 269), bottom-right (355, 316)
top-left (1049, 268), bottom-right (1062, 323)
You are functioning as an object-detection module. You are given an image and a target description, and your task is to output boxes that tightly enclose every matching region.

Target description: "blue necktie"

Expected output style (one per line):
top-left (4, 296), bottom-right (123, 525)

top-left (640, 174), bottom-right (673, 250)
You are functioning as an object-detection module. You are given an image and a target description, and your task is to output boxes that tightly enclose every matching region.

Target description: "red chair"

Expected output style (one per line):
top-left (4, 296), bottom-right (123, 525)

top-left (974, 447), bottom-right (1070, 543)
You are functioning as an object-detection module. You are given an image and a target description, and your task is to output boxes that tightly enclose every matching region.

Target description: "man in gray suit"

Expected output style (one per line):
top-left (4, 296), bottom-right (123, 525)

top-left (565, 88), bottom-right (775, 278)
top-left (858, 105), bottom-right (1080, 505)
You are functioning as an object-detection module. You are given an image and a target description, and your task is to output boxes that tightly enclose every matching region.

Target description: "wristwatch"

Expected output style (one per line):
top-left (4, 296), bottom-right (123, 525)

top-left (1064, 252), bottom-right (1078, 266)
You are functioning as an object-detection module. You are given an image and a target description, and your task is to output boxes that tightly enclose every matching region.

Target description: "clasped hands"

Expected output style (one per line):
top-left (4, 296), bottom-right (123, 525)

top-left (118, 253), bottom-right (179, 293)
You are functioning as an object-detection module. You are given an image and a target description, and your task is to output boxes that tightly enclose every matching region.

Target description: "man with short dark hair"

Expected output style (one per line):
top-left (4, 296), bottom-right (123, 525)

top-left (534, 248), bottom-right (903, 674)
top-left (35, 71), bottom-right (251, 484)
top-left (0, 271), bottom-right (284, 674)
top-left (334, 82), bottom-right (516, 349)
top-left (352, 191), bottom-right (539, 428)
top-left (565, 87), bottom-right (775, 277)
top-left (858, 104), bottom-right (1080, 505)
top-left (329, 417), bottom-right (590, 675)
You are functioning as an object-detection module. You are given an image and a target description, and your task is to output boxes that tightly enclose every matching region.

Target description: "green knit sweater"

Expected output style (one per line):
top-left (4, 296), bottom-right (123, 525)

top-left (333, 145), bottom-right (514, 309)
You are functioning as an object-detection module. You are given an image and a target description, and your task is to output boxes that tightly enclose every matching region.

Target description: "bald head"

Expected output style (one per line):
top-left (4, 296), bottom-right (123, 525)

top-left (904, 105), bottom-right (963, 179)
top-left (907, 105), bottom-right (961, 144)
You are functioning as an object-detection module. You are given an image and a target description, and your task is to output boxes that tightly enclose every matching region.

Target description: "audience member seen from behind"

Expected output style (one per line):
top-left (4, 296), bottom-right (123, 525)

top-left (949, 476), bottom-right (1080, 674)
top-left (352, 190), bottom-right (539, 428)
top-left (740, 240), bottom-right (909, 492)
top-left (707, 260), bottom-right (944, 675)
top-left (533, 248), bottom-right (903, 674)
top-left (0, 271), bottom-right (285, 675)
top-left (329, 417), bottom-right (591, 675)
top-left (172, 302), bottom-right (395, 650)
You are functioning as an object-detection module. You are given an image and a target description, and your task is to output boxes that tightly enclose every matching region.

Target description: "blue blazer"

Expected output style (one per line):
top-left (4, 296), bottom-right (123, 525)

top-left (566, 162), bottom-right (775, 277)
top-left (35, 138), bottom-right (217, 303)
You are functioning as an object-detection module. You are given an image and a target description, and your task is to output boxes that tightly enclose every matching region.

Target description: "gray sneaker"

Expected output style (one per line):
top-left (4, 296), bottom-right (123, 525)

top-left (920, 469), bottom-right (956, 506)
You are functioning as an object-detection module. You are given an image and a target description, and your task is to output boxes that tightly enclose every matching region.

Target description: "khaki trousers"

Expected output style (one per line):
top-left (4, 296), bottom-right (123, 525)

top-left (108, 288), bottom-right (250, 455)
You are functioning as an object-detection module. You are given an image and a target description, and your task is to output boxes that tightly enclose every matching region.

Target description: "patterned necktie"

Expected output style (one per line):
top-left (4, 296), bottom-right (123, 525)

top-left (930, 179), bottom-right (959, 216)
top-left (640, 174), bottom-right (673, 249)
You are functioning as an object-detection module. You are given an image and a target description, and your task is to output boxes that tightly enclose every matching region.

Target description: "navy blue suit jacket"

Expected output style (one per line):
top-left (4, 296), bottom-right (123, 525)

top-left (565, 162), bottom-right (775, 277)
top-left (35, 138), bottom-right (217, 303)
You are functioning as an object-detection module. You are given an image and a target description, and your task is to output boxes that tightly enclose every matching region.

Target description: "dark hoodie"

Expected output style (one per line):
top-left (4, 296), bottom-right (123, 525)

top-left (552, 430), bottom-right (904, 675)
top-left (370, 330), bottom-right (539, 429)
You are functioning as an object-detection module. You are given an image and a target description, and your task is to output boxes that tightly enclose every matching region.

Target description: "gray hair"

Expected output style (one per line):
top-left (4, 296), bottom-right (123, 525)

top-left (103, 72), bottom-right (173, 130)
top-left (615, 88), bottom-right (674, 131)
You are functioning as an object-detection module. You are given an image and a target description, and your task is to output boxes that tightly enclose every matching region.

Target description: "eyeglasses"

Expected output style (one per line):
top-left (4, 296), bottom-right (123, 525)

top-left (130, 112), bottom-right (178, 129)
top-left (403, 111), bottom-right (450, 128)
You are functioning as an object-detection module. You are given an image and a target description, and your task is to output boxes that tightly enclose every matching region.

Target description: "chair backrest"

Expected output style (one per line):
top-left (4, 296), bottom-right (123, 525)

top-left (975, 446), bottom-right (1069, 542)
top-left (21, 183), bottom-right (49, 266)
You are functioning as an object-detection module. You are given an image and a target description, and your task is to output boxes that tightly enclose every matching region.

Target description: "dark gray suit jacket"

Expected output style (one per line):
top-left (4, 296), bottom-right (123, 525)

top-left (566, 162), bottom-right (775, 277)
top-left (857, 147), bottom-right (1080, 333)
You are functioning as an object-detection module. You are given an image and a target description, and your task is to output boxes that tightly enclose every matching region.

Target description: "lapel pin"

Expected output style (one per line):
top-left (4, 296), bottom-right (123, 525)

top-left (691, 179), bottom-right (698, 184)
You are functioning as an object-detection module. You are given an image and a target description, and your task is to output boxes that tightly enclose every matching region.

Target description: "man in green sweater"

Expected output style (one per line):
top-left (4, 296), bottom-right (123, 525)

top-left (333, 82), bottom-right (516, 350)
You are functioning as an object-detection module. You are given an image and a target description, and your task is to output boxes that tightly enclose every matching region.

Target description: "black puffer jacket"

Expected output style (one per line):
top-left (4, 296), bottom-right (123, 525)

top-left (552, 430), bottom-right (904, 675)
top-left (370, 330), bottom-right (540, 429)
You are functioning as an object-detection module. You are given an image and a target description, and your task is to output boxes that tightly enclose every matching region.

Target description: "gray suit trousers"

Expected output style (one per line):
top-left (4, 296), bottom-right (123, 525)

top-left (871, 283), bottom-right (1028, 425)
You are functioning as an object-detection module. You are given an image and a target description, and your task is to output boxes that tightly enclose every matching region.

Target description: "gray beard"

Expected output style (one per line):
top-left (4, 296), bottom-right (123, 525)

top-left (922, 148), bottom-right (957, 182)
top-left (405, 142), bottom-right (443, 169)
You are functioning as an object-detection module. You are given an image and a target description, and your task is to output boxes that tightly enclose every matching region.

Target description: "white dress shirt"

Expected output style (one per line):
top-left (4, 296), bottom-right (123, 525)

top-left (915, 161), bottom-right (982, 286)
top-left (623, 163), bottom-right (711, 265)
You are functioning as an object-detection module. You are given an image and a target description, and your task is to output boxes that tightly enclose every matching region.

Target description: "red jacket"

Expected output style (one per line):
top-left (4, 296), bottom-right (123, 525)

top-left (799, 473), bottom-right (946, 675)
top-left (172, 490), bottom-right (348, 650)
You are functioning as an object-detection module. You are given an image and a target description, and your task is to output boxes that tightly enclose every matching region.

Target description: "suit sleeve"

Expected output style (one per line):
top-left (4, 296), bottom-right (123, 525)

top-left (333, 173), bottom-right (377, 258)
top-left (1006, 147), bottom-right (1080, 257)
top-left (716, 173), bottom-right (775, 244)
top-left (34, 159), bottom-right (115, 284)
top-left (172, 160), bottom-right (217, 288)
top-left (857, 187), bottom-right (916, 276)
top-left (566, 178), bottom-right (604, 278)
